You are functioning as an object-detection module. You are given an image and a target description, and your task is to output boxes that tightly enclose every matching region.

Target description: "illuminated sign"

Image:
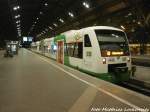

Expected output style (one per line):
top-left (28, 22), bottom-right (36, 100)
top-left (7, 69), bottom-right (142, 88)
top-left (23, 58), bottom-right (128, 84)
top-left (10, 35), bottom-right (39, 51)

top-left (23, 37), bottom-right (28, 42)
top-left (28, 37), bottom-right (33, 42)
top-left (23, 37), bottom-right (33, 42)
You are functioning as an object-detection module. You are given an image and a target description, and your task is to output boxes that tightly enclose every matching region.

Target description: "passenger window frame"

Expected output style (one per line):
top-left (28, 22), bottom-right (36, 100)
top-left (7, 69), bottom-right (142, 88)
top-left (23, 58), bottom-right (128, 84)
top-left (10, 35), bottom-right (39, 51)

top-left (84, 34), bottom-right (92, 47)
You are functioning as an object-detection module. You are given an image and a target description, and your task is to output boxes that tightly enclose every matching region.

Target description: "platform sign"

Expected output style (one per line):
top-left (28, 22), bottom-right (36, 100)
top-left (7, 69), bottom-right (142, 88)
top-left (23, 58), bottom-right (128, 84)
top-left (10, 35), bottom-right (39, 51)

top-left (23, 37), bottom-right (33, 43)
top-left (28, 37), bottom-right (33, 42)
top-left (23, 37), bottom-right (28, 42)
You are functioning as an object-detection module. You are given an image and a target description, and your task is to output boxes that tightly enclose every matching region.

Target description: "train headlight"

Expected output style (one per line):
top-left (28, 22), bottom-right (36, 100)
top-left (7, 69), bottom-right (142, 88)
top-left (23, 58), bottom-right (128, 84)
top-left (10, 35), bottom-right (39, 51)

top-left (107, 51), bottom-right (111, 56)
top-left (127, 57), bottom-right (130, 62)
top-left (102, 58), bottom-right (106, 64)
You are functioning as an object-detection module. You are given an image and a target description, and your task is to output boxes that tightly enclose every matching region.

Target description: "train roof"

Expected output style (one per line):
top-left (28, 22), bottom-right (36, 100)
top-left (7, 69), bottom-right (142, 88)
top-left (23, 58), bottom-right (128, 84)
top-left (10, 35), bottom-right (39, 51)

top-left (80, 26), bottom-right (124, 32)
top-left (61, 26), bottom-right (124, 35)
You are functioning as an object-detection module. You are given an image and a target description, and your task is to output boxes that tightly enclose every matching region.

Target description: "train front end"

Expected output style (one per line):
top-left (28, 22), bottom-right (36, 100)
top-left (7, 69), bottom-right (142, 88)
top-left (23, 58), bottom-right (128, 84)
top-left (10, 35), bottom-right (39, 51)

top-left (95, 29), bottom-right (135, 83)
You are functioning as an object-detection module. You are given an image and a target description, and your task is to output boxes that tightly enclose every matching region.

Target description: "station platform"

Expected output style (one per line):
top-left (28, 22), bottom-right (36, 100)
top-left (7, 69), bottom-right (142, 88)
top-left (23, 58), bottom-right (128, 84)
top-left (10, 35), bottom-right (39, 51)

top-left (131, 55), bottom-right (150, 87)
top-left (0, 48), bottom-right (150, 112)
top-left (0, 50), bottom-right (4, 58)
top-left (33, 50), bottom-right (150, 88)
top-left (132, 55), bottom-right (150, 67)
top-left (131, 65), bottom-right (150, 84)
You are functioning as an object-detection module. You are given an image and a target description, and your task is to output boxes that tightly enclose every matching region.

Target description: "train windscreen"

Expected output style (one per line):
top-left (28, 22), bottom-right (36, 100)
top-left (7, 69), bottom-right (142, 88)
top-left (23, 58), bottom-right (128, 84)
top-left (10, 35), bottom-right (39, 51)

top-left (95, 30), bottom-right (130, 57)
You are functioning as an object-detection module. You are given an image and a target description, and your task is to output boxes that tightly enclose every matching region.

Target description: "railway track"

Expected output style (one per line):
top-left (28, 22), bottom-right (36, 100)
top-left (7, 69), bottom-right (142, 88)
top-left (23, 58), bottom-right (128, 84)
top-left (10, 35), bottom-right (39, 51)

top-left (132, 59), bottom-right (150, 67)
top-left (120, 79), bottom-right (150, 96)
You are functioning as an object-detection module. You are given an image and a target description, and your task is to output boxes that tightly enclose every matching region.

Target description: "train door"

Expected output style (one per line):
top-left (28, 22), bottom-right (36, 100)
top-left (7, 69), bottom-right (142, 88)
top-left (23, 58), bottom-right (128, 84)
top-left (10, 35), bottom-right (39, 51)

top-left (57, 41), bottom-right (64, 64)
top-left (83, 34), bottom-right (93, 68)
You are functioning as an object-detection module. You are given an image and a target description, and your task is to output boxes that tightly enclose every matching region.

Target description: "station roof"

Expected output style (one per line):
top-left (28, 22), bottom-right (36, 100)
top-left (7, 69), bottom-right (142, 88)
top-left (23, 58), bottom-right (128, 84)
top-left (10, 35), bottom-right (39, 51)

top-left (0, 0), bottom-right (149, 42)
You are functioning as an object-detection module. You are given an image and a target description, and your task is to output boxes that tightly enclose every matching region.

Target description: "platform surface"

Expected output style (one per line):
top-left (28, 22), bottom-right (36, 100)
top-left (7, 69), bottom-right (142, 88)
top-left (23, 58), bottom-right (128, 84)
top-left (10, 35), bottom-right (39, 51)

top-left (0, 49), bottom-right (150, 112)
top-left (132, 55), bottom-right (150, 60)
top-left (131, 55), bottom-right (150, 84)
top-left (132, 66), bottom-right (150, 84)
top-left (132, 55), bottom-right (150, 66)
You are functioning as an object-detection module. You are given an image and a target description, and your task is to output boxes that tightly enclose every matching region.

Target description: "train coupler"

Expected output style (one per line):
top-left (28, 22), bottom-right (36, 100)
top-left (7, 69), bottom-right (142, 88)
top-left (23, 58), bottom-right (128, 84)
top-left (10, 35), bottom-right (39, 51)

top-left (114, 66), bottom-right (128, 74)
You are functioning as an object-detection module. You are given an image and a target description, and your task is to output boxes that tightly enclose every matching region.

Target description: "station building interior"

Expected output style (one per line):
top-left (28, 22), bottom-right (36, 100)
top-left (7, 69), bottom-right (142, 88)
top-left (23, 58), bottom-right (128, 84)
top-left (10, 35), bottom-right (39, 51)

top-left (0, 0), bottom-right (150, 111)
top-left (0, 0), bottom-right (149, 55)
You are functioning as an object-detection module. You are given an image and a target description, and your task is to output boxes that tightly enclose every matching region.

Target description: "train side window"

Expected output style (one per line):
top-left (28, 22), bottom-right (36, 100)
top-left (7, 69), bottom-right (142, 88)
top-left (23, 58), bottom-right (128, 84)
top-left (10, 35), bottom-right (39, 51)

top-left (67, 43), bottom-right (74, 57)
top-left (84, 34), bottom-right (92, 47)
top-left (74, 42), bottom-right (83, 59)
top-left (65, 42), bottom-right (83, 59)
top-left (78, 42), bottom-right (83, 58)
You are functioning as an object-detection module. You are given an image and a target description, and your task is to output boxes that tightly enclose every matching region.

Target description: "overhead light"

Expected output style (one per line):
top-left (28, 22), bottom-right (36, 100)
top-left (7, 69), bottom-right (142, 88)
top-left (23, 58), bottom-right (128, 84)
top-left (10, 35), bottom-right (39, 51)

top-left (137, 21), bottom-right (141, 25)
top-left (15, 15), bottom-right (20, 19)
top-left (125, 12), bottom-right (132, 18)
top-left (37, 17), bottom-right (39, 20)
top-left (49, 26), bottom-right (53, 30)
top-left (43, 31), bottom-right (46, 33)
top-left (83, 2), bottom-right (90, 8)
top-left (13, 6), bottom-right (20, 11)
top-left (45, 3), bottom-right (48, 6)
top-left (16, 20), bottom-right (20, 24)
top-left (120, 25), bottom-right (125, 30)
top-left (40, 11), bottom-right (43, 15)
top-left (68, 12), bottom-right (74, 18)
top-left (17, 24), bottom-right (20, 27)
top-left (18, 33), bottom-right (21, 36)
top-left (53, 23), bottom-right (58, 27)
top-left (128, 13), bottom-right (132, 16)
top-left (59, 18), bottom-right (64, 23)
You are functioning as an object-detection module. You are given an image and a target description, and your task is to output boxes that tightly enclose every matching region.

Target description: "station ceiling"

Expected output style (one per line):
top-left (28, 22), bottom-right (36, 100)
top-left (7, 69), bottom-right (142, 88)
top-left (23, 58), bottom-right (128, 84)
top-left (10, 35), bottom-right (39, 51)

top-left (0, 0), bottom-right (149, 41)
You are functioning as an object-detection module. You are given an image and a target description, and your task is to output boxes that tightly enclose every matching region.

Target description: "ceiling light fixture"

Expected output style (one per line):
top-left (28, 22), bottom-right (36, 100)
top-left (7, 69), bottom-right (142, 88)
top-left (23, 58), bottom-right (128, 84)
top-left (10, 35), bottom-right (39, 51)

top-left (16, 20), bottom-right (20, 24)
top-left (45, 3), bottom-right (48, 6)
top-left (53, 23), bottom-right (58, 27)
top-left (15, 15), bottom-right (20, 19)
top-left (59, 18), bottom-right (64, 23)
top-left (49, 26), bottom-right (53, 30)
top-left (120, 25), bottom-right (125, 30)
top-left (68, 12), bottom-right (74, 18)
top-left (83, 2), bottom-right (90, 8)
top-left (17, 24), bottom-right (20, 27)
top-left (137, 21), bottom-right (141, 25)
top-left (13, 6), bottom-right (20, 11)
top-left (40, 11), bottom-right (43, 15)
top-left (18, 33), bottom-right (21, 36)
